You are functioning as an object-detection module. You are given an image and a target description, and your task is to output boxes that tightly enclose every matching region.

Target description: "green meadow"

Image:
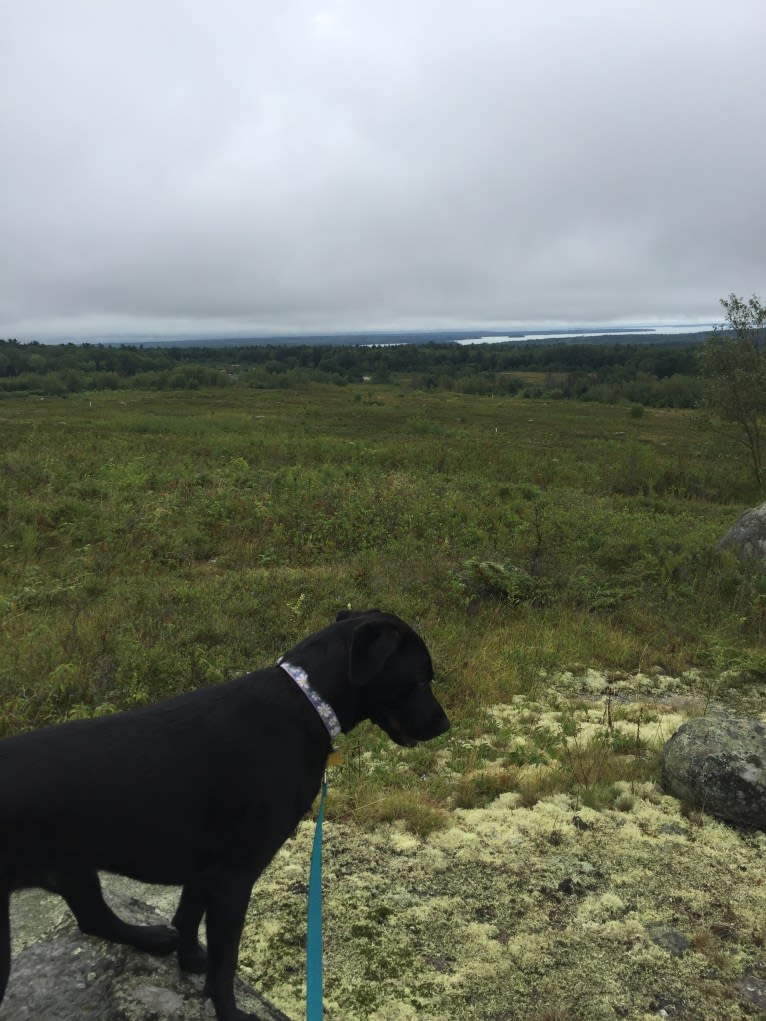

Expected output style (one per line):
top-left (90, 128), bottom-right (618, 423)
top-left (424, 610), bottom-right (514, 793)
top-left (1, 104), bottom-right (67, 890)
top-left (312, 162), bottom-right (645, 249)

top-left (1, 382), bottom-right (763, 822)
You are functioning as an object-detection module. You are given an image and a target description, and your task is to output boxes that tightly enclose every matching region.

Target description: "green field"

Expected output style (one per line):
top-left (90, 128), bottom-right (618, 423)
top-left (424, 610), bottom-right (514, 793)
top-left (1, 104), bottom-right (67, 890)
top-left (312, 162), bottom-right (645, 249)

top-left (1, 384), bottom-right (762, 814)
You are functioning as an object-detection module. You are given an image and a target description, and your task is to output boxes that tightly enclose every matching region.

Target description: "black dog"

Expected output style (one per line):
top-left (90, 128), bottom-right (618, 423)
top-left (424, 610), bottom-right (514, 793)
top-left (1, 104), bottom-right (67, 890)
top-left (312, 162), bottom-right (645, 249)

top-left (0, 609), bottom-right (449, 1021)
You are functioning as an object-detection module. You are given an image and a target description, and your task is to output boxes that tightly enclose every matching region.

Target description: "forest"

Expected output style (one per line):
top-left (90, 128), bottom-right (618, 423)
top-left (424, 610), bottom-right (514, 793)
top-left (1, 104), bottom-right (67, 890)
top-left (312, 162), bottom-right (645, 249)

top-left (0, 335), bottom-right (704, 407)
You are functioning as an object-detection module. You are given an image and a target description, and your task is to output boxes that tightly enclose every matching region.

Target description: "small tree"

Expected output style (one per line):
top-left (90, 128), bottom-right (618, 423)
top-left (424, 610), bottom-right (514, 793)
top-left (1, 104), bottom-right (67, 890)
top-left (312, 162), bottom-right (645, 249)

top-left (702, 292), bottom-right (766, 490)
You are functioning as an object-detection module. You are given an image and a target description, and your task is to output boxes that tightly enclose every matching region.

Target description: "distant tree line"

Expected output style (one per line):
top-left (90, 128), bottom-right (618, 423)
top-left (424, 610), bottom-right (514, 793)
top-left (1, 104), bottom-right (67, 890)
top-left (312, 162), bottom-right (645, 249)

top-left (0, 335), bottom-right (706, 407)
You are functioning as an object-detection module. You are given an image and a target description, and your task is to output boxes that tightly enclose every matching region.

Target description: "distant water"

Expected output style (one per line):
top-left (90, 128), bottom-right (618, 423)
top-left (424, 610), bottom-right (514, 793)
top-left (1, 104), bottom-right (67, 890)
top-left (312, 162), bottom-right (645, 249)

top-left (456, 323), bottom-right (720, 346)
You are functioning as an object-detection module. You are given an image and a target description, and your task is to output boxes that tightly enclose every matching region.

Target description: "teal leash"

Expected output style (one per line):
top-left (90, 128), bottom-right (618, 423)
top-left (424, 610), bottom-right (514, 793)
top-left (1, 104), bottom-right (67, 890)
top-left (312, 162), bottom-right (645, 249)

top-left (306, 770), bottom-right (328, 1021)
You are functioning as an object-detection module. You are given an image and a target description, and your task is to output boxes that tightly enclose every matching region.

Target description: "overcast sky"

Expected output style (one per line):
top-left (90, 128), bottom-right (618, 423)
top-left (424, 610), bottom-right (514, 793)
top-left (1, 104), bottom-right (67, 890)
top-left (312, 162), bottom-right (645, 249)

top-left (2, 1), bottom-right (764, 340)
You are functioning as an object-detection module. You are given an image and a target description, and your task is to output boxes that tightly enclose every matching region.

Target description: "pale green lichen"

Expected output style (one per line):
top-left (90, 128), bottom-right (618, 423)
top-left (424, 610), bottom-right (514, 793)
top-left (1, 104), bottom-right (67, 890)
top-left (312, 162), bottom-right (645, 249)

top-left (237, 670), bottom-right (766, 1020)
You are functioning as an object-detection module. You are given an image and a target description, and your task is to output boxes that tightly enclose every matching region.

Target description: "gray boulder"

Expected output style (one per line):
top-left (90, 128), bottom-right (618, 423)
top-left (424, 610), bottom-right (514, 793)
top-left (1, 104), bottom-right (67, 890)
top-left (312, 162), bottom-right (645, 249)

top-left (720, 502), bottom-right (766, 565)
top-left (662, 716), bottom-right (766, 828)
top-left (2, 884), bottom-right (292, 1021)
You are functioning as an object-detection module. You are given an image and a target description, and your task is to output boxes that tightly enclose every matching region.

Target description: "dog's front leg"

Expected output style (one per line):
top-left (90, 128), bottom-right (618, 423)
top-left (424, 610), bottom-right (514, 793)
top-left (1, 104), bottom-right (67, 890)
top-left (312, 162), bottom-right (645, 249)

top-left (172, 879), bottom-right (208, 974)
top-left (0, 887), bottom-right (10, 1006)
top-left (202, 869), bottom-right (257, 1021)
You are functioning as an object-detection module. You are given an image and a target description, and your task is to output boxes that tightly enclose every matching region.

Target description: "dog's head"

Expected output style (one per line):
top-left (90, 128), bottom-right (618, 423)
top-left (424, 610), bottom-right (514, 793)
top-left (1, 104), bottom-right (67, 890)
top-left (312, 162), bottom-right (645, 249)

top-left (337, 609), bottom-right (450, 747)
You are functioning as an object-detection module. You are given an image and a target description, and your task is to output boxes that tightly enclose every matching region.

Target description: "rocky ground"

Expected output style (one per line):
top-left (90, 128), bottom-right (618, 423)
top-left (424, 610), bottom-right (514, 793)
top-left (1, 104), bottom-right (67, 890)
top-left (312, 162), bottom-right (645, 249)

top-left (241, 790), bottom-right (766, 1020)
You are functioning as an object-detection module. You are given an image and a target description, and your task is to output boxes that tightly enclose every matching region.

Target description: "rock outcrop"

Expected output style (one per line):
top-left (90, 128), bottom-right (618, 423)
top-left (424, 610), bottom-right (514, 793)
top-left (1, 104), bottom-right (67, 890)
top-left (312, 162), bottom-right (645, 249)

top-left (2, 883), bottom-right (292, 1021)
top-left (720, 502), bottom-right (766, 566)
top-left (662, 715), bottom-right (766, 828)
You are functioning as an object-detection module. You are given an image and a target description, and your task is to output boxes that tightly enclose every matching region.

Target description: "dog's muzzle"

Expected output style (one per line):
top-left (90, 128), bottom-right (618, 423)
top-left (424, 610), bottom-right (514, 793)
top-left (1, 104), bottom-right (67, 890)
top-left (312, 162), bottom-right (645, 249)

top-left (372, 684), bottom-right (450, 747)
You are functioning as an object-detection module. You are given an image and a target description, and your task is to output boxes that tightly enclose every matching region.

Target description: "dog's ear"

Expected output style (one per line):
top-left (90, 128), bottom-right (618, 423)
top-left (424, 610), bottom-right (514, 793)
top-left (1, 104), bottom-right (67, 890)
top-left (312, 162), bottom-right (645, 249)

top-left (348, 619), bottom-right (401, 687)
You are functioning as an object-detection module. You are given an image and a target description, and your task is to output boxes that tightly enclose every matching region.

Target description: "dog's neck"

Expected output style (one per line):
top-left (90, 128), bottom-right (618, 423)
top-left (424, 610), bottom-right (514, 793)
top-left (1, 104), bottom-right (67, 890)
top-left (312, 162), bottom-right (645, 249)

top-left (278, 659), bottom-right (342, 741)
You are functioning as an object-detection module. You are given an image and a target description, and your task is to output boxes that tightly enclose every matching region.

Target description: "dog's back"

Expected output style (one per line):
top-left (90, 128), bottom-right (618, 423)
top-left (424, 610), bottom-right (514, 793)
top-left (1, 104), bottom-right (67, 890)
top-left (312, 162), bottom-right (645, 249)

top-left (0, 671), bottom-right (317, 885)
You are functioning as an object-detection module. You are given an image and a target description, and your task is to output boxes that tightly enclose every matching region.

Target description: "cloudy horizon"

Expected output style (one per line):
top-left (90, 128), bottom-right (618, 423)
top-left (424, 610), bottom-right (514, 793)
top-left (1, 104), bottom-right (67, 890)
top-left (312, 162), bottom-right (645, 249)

top-left (2, 1), bottom-right (764, 342)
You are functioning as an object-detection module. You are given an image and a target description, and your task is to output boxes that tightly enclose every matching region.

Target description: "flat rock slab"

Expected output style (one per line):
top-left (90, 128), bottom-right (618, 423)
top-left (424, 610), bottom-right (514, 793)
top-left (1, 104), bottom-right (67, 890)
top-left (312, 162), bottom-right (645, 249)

top-left (1, 885), bottom-right (292, 1021)
top-left (662, 715), bottom-right (766, 828)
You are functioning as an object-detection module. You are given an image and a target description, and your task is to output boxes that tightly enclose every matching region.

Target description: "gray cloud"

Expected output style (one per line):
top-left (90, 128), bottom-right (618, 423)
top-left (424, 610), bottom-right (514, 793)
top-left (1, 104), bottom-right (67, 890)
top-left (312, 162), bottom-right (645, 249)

top-left (2, 0), bottom-right (764, 339)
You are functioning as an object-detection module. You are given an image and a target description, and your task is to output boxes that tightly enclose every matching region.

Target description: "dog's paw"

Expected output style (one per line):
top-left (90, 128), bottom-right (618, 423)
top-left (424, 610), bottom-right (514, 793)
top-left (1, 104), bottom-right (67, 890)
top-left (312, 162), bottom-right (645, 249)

top-left (132, 923), bottom-right (179, 956)
top-left (178, 941), bottom-right (208, 974)
top-left (205, 1003), bottom-right (262, 1021)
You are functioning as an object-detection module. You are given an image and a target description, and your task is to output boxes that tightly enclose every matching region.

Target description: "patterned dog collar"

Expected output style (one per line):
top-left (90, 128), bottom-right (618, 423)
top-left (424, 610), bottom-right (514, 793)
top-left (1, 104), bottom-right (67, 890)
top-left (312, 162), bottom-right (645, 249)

top-left (278, 659), bottom-right (342, 741)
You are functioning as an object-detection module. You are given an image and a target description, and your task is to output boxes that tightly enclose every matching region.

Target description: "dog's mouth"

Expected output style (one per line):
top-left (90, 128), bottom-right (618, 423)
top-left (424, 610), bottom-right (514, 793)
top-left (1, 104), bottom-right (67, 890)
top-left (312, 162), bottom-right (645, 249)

top-left (395, 734), bottom-right (419, 749)
top-left (377, 714), bottom-right (418, 747)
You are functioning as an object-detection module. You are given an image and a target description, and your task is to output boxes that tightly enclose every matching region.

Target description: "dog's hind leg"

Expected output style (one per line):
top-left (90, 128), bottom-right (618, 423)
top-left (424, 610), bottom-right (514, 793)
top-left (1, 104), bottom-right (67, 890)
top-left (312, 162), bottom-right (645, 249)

top-left (0, 886), bottom-right (10, 1006)
top-left (54, 868), bottom-right (178, 956)
top-left (172, 879), bottom-right (208, 974)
